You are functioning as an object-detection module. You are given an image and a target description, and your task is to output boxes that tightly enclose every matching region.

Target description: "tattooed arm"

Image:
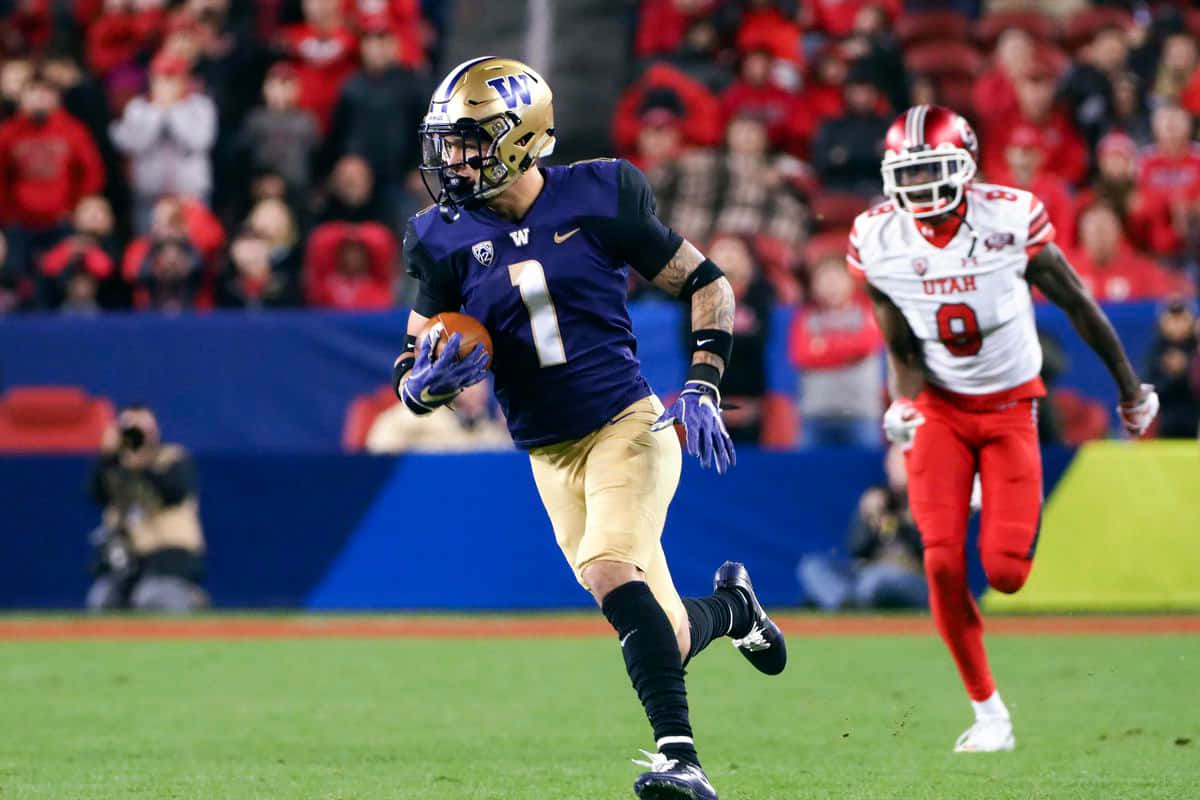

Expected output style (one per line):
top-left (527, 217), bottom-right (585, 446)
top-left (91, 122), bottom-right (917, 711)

top-left (652, 239), bottom-right (736, 378)
top-left (1025, 243), bottom-right (1141, 402)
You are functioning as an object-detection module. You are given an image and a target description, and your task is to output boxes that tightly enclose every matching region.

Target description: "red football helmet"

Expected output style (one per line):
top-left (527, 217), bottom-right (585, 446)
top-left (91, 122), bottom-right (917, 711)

top-left (881, 105), bottom-right (978, 218)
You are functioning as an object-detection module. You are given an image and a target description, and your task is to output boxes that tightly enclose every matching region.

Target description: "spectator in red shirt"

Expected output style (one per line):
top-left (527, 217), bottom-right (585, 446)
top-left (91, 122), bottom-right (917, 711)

top-left (612, 62), bottom-right (722, 157)
top-left (38, 233), bottom-right (115, 313)
top-left (303, 221), bottom-right (394, 310)
top-left (973, 28), bottom-right (1034, 132)
top-left (790, 252), bottom-right (884, 447)
top-left (121, 195), bottom-right (226, 285)
top-left (633, 0), bottom-right (722, 60)
top-left (123, 196), bottom-right (206, 311)
top-left (1067, 203), bottom-right (1191, 303)
top-left (799, 45), bottom-right (847, 123)
top-left (630, 91), bottom-right (686, 173)
top-left (278, 0), bottom-right (360, 132)
top-left (735, 1), bottom-right (802, 80)
top-left (86, 0), bottom-right (168, 81)
top-left (0, 77), bottom-right (105, 277)
top-left (720, 48), bottom-right (811, 153)
top-left (992, 124), bottom-right (1076, 251)
top-left (982, 63), bottom-right (1089, 188)
top-left (800, 0), bottom-right (900, 39)
top-left (341, 0), bottom-right (425, 69)
top-left (1133, 104), bottom-right (1200, 258)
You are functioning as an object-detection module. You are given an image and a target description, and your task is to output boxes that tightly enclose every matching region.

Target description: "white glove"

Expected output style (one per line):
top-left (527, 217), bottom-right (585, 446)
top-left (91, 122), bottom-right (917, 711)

top-left (1117, 383), bottom-right (1159, 437)
top-left (882, 398), bottom-right (925, 448)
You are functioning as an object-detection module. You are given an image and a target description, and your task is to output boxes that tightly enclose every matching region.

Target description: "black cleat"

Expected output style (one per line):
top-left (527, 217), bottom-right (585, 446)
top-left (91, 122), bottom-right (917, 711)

top-left (633, 751), bottom-right (718, 800)
top-left (714, 561), bottom-right (787, 676)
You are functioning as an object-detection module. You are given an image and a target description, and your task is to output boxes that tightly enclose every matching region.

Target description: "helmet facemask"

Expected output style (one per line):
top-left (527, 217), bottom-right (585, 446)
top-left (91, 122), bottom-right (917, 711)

top-left (881, 147), bottom-right (976, 218)
top-left (419, 115), bottom-right (516, 221)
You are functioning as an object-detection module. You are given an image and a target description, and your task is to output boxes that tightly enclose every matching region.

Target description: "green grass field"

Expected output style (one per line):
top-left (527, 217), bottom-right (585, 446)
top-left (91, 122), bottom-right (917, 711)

top-left (2, 624), bottom-right (1197, 799)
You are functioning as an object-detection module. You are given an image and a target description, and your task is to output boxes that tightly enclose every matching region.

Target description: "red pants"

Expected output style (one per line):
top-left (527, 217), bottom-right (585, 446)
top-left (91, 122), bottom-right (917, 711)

top-left (906, 384), bottom-right (1043, 700)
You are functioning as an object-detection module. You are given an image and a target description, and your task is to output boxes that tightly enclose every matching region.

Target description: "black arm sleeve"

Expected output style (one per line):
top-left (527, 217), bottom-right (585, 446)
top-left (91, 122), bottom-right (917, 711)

top-left (403, 220), bottom-right (462, 317)
top-left (143, 454), bottom-right (196, 507)
top-left (584, 160), bottom-right (684, 282)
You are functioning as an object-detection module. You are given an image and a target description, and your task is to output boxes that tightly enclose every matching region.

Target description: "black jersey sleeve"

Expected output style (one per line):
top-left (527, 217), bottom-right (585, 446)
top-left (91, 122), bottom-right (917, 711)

top-left (403, 219), bottom-right (462, 317)
top-left (584, 160), bottom-right (684, 282)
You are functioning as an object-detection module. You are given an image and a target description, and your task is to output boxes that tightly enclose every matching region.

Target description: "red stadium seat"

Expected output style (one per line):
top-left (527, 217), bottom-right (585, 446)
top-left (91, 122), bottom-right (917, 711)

top-left (342, 384), bottom-right (399, 452)
top-left (1062, 7), bottom-right (1132, 53)
top-left (895, 10), bottom-right (970, 48)
top-left (904, 40), bottom-right (984, 79)
top-left (811, 192), bottom-right (869, 232)
top-left (0, 386), bottom-right (115, 453)
top-left (974, 11), bottom-right (1058, 49)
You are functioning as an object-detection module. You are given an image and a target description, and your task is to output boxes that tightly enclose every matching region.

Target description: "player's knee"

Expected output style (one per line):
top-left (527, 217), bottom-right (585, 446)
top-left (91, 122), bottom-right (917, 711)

top-left (581, 560), bottom-right (644, 604)
top-left (922, 544), bottom-right (964, 588)
top-left (981, 550), bottom-right (1031, 594)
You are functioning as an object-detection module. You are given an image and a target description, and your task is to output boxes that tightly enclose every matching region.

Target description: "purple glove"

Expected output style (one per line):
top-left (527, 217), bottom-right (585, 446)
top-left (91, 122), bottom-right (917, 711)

top-left (400, 332), bottom-right (489, 414)
top-left (652, 381), bottom-right (736, 474)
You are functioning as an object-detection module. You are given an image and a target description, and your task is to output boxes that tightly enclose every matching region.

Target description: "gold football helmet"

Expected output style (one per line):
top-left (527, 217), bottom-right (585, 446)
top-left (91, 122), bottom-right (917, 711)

top-left (419, 56), bottom-right (556, 220)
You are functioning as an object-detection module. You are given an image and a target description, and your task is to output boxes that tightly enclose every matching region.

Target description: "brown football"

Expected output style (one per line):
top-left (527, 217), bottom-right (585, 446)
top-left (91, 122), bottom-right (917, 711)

top-left (419, 312), bottom-right (494, 368)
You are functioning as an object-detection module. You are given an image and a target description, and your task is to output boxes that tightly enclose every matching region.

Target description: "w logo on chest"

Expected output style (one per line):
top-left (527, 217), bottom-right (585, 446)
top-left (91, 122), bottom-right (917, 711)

top-left (509, 228), bottom-right (530, 246)
top-left (486, 74), bottom-right (533, 109)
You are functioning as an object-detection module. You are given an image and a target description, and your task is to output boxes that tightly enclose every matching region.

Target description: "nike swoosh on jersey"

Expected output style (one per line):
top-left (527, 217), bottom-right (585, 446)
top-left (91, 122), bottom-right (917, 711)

top-left (620, 629), bottom-right (638, 648)
top-left (553, 227), bottom-right (581, 244)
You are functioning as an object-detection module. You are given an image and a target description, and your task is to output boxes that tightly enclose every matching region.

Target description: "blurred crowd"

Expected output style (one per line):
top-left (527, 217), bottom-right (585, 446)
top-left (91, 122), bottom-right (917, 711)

top-left (621, 0), bottom-right (1200, 443)
top-left (0, 0), bottom-right (443, 314)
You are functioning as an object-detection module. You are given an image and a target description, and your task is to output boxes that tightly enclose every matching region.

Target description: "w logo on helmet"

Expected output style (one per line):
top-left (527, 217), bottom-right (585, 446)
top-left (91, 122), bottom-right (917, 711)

top-left (486, 74), bottom-right (533, 109)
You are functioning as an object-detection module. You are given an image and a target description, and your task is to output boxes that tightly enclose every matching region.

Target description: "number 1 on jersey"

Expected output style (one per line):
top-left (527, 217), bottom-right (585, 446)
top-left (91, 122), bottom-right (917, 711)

top-left (509, 259), bottom-right (567, 367)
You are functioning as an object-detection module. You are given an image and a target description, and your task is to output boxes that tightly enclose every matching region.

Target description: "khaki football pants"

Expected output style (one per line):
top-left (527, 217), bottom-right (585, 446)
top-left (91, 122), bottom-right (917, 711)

top-left (528, 395), bottom-right (687, 633)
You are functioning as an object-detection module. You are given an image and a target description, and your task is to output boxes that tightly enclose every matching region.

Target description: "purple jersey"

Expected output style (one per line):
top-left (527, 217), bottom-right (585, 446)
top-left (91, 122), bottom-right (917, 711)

top-left (404, 159), bottom-right (682, 448)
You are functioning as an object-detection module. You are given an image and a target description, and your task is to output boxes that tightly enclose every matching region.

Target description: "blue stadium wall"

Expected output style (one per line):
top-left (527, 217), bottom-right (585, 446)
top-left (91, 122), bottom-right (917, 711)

top-left (0, 448), bottom-right (1074, 609)
top-left (0, 301), bottom-right (1161, 451)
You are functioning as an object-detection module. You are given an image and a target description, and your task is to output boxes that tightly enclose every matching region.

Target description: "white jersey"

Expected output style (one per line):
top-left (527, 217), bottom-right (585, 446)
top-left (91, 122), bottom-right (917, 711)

top-left (848, 183), bottom-right (1054, 396)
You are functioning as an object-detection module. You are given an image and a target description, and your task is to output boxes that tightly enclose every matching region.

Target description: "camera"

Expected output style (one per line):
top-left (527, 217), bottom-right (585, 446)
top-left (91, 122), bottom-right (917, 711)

top-left (119, 421), bottom-right (147, 451)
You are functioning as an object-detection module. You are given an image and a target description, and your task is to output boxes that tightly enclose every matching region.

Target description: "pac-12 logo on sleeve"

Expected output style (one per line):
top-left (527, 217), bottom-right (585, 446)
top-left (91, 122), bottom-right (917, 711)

top-left (912, 257), bottom-right (929, 276)
top-left (486, 74), bottom-right (532, 109)
top-left (472, 240), bottom-right (494, 266)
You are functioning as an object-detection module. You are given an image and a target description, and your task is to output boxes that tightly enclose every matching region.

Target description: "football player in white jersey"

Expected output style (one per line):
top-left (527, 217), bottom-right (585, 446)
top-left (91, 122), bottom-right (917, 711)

top-left (850, 105), bottom-right (1160, 753)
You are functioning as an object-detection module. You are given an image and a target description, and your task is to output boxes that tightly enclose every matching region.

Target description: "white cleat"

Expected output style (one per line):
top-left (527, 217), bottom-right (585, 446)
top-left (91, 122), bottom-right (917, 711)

top-left (954, 717), bottom-right (1015, 752)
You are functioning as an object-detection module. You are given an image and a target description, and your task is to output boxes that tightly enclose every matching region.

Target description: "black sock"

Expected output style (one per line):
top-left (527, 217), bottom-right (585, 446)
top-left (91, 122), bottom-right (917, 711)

top-left (683, 589), bottom-right (754, 664)
top-left (601, 581), bottom-right (699, 767)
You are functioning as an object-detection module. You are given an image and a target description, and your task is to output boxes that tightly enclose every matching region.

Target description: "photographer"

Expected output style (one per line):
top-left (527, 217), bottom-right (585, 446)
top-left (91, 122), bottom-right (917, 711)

top-left (86, 406), bottom-right (208, 612)
top-left (798, 445), bottom-right (927, 611)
